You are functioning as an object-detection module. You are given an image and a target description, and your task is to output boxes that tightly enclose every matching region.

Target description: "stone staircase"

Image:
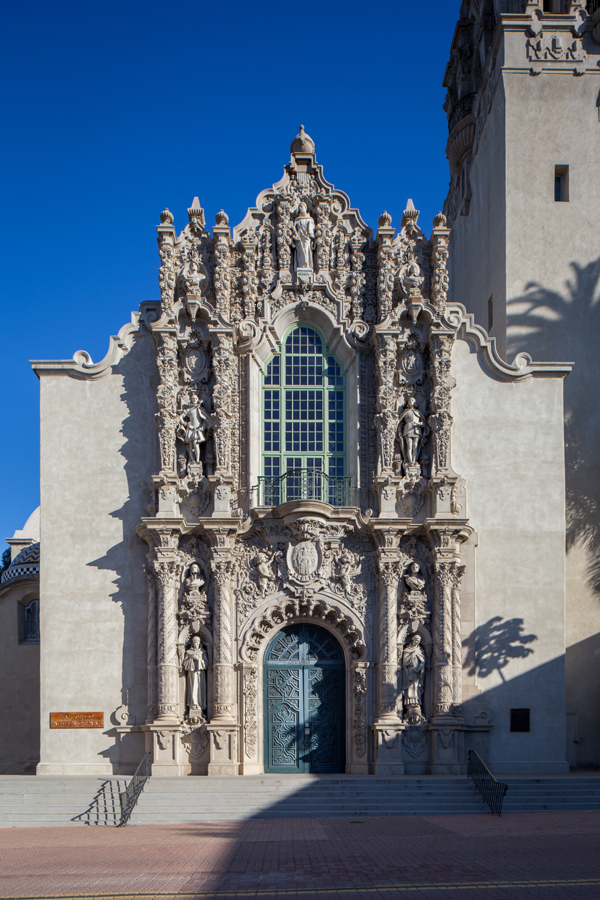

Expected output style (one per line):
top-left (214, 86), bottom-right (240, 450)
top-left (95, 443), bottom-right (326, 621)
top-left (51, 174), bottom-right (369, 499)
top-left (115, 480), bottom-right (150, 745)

top-left (0, 774), bottom-right (599, 827)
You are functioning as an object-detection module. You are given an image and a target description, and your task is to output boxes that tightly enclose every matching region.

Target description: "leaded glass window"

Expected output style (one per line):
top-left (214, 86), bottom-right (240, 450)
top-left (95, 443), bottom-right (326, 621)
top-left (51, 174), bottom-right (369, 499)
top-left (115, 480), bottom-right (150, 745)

top-left (23, 599), bottom-right (40, 642)
top-left (261, 325), bottom-right (347, 505)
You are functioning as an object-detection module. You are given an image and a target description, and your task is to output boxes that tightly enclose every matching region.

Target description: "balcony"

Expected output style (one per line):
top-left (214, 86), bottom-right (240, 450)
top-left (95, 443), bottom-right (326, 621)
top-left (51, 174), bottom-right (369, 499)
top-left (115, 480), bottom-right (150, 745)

top-left (448, 93), bottom-right (476, 135)
top-left (256, 469), bottom-right (354, 508)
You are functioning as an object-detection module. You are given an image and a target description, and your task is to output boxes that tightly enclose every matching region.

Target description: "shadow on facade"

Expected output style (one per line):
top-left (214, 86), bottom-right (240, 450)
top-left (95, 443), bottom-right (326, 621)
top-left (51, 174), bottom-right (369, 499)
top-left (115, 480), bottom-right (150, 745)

top-left (506, 256), bottom-right (600, 600)
top-left (85, 332), bottom-right (158, 772)
top-left (565, 631), bottom-right (600, 769)
top-left (463, 616), bottom-right (537, 683)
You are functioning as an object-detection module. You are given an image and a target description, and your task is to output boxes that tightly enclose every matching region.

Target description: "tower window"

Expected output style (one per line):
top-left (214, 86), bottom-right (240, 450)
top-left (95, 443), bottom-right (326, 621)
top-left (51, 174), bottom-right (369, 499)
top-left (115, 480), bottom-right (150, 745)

top-left (23, 599), bottom-right (40, 642)
top-left (554, 166), bottom-right (569, 202)
top-left (510, 708), bottom-right (530, 732)
top-left (487, 296), bottom-right (493, 333)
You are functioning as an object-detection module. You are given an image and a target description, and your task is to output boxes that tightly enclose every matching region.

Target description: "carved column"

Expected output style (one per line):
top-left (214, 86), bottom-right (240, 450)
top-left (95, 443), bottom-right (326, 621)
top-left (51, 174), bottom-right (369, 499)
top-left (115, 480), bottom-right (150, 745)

top-left (153, 331), bottom-right (179, 479)
top-left (240, 231), bottom-right (258, 321)
top-left (430, 213), bottom-right (450, 313)
top-left (145, 565), bottom-right (158, 723)
top-left (209, 557), bottom-right (235, 724)
top-left (153, 555), bottom-right (182, 725)
top-left (211, 332), bottom-right (235, 481)
top-left (375, 555), bottom-right (402, 723)
top-left (428, 332), bottom-right (455, 478)
top-left (213, 210), bottom-right (231, 320)
top-left (452, 564), bottom-right (465, 708)
top-left (349, 227), bottom-right (366, 321)
top-left (275, 196), bottom-right (292, 278)
top-left (314, 195), bottom-right (332, 274)
top-left (156, 212), bottom-right (177, 321)
top-left (431, 558), bottom-right (456, 719)
top-left (376, 213), bottom-right (395, 323)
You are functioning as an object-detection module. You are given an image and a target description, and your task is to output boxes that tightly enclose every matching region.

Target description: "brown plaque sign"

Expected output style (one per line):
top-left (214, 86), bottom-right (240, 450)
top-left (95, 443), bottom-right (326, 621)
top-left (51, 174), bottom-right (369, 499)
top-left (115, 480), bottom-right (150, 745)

top-left (50, 712), bottom-right (104, 729)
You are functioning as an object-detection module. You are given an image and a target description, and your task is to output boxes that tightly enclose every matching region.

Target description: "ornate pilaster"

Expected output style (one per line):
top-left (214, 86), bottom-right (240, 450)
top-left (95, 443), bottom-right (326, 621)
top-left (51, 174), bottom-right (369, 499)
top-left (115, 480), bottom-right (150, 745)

top-left (349, 227), bottom-right (366, 321)
top-left (153, 331), bottom-right (179, 478)
top-left (430, 213), bottom-right (450, 313)
top-left (211, 332), bottom-right (236, 480)
top-left (428, 332), bottom-right (455, 477)
top-left (314, 195), bottom-right (332, 274)
top-left (374, 333), bottom-right (399, 478)
top-left (375, 552), bottom-right (402, 724)
top-left (275, 196), bottom-right (292, 277)
top-left (153, 553), bottom-right (183, 724)
top-left (145, 565), bottom-right (158, 723)
top-left (213, 210), bottom-right (232, 320)
top-left (240, 230), bottom-right (259, 320)
top-left (156, 211), bottom-right (177, 321)
top-left (376, 212), bottom-right (395, 323)
top-left (209, 555), bottom-right (235, 724)
top-left (431, 558), bottom-right (456, 719)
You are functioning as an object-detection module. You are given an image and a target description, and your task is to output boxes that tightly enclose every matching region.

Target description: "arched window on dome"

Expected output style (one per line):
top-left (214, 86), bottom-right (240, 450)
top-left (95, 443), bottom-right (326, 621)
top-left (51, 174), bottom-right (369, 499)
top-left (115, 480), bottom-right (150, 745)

top-left (260, 324), bottom-right (348, 506)
top-left (23, 599), bottom-right (40, 642)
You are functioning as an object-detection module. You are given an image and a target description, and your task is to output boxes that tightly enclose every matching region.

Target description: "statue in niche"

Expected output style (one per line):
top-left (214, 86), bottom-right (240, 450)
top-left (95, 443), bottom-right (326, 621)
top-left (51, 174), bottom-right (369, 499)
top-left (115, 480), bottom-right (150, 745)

top-left (178, 397), bottom-right (209, 466)
top-left (334, 548), bottom-right (359, 594)
top-left (404, 561), bottom-right (426, 594)
top-left (397, 398), bottom-right (429, 469)
top-left (401, 634), bottom-right (426, 720)
top-left (183, 636), bottom-right (209, 716)
top-left (292, 202), bottom-right (315, 270)
top-left (184, 563), bottom-right (205, 596)
top-left (399, 250), bottom-right (424, 298)
top-left (253, 549), bottom-right (277, 598)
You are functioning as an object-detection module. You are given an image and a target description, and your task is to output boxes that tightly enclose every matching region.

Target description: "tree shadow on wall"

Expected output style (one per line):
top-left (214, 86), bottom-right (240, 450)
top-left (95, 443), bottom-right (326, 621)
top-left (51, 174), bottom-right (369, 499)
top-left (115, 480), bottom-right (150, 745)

top-left (506, 257), bottom-right (600, 600)
top-left (463, 616), bottom-right (537, 683)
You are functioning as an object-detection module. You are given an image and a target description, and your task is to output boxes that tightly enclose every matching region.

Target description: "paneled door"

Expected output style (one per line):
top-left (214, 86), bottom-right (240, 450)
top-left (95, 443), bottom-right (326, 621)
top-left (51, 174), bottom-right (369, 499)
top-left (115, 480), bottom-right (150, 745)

top-left (264, 624), bottom-right (345, 773)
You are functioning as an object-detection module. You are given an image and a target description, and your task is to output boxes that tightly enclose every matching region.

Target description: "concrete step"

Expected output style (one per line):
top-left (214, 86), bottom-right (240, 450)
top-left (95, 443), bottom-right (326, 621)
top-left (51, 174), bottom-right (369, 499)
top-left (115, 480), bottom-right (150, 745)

top-left (1, 774), bottom-right (599, 827)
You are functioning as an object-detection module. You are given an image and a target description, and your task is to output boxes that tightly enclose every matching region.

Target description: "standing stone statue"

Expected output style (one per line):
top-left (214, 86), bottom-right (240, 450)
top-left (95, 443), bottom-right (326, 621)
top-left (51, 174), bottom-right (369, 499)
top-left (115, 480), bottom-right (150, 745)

top-left (401, 634), bottom-right (426, 717)
top-left (292, 202), bottom-right (315, 270)
top-left (178, 398), bottom-right (209, 465)
top-left (183, 636), bottom-right (209, 714)
top-left (397, 398), bottom-right (429, 468)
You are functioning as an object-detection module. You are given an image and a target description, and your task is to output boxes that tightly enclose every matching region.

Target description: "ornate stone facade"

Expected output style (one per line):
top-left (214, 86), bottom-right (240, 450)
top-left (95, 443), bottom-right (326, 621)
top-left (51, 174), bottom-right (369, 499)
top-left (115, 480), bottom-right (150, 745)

top-left (131, 127), bottom-right (477, 775)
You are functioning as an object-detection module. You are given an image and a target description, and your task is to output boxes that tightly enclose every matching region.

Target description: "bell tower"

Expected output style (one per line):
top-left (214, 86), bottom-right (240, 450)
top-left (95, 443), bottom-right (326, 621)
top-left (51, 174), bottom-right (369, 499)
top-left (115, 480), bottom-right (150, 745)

top-left (443, 0), bottom-right (600, 768)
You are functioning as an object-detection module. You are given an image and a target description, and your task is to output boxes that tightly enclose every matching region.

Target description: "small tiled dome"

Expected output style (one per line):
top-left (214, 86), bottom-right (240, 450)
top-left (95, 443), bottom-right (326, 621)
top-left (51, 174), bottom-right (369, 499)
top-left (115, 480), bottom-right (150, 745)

top-left (1, 542), bottom-right (40, 584)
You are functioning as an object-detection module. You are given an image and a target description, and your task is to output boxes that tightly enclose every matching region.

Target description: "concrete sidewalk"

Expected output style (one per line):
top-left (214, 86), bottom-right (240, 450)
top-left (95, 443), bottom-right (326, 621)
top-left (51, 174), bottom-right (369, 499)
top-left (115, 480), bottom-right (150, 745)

top-left (1, 811), bottom-right (600, 899)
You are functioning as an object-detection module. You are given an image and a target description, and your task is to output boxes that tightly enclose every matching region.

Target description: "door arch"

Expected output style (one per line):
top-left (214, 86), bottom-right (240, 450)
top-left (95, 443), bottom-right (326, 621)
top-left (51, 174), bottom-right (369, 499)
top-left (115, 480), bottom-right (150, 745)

top-left (264, 623), bottom-right (345, 773)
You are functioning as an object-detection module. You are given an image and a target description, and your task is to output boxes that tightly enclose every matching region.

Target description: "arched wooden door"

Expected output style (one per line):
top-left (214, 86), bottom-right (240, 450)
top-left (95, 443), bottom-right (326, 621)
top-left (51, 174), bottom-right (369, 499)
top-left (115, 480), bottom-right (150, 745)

top-left (264, 624), bottom-right (345, 773)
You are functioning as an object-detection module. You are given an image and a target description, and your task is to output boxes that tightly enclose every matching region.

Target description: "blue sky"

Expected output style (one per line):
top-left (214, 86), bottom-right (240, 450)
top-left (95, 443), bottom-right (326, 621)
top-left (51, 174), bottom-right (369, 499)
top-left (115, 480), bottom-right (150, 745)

top-left (1, 0), bottom-right (460, 545)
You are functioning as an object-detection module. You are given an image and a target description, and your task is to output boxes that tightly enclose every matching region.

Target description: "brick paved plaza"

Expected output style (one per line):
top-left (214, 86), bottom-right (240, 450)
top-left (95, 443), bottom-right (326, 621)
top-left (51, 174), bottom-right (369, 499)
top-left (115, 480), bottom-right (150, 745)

top-left (1, 811), bottom-right (600, 899)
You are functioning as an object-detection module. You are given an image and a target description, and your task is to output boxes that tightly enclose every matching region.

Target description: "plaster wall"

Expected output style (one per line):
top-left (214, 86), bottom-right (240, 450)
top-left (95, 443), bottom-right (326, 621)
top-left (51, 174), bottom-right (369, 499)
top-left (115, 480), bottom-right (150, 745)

top-left (447, 82), bottom-right (508, 357)
top-left (0, 580), bottom-right (40, 774)
top-left (452, 336), bottom-right (568, 773)
top-left (37, 331), bottom-right (157, 775)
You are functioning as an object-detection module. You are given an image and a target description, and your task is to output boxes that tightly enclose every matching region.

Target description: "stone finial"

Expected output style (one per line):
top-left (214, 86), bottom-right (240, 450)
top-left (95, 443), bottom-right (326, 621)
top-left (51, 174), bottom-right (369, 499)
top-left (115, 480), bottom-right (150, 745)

top-left (160, 209), bottom-right (174, 225)
top-left (433, 212), bottom-right (447, 228)
top-left (290, 124), bottom-right (315, 155)
top-left (215, 209), bottom-right (229, 226)
top-left (378, 211), bottom-right (392, 228)
top-left (188, 197), bottom-right (206, 226)
top-left (401, 198), bottom-right (420, 229)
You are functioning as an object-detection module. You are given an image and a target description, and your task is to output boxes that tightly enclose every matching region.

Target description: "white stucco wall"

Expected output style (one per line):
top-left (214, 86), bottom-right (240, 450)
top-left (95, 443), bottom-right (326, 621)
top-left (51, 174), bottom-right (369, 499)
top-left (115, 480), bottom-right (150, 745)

top-left (37, 331), bottom-right (157, 775)
top-left (452, 336), bottom-right (568, 773)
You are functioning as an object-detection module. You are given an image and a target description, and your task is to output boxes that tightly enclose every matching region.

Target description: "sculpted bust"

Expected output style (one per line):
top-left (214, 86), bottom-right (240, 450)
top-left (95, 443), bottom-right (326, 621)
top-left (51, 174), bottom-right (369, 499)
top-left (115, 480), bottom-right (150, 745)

top-left (404, 561), bottom-right (426, 594)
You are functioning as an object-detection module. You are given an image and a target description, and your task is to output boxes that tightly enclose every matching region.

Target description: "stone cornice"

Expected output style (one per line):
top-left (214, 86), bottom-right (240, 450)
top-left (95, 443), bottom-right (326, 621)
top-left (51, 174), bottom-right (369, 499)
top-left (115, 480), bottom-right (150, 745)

top-left (446, 304), bottom-right (573, 381)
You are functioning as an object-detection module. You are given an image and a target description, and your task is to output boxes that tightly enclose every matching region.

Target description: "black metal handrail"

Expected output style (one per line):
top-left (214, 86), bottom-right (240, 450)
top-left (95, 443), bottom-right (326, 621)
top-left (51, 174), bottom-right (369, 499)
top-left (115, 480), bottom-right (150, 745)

top-left (257, 469), bottom-right (353, 507)
top-left (468, 750), bottom-right (508, 816)
top-left (448, 93), bottom-right (476, 134)
top-left (118, 751), bottom-right (151, 826)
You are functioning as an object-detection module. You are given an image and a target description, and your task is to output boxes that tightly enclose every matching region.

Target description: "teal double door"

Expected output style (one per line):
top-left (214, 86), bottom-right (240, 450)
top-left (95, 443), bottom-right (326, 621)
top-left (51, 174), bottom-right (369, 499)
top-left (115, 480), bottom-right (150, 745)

top-left (264, 624), bottom-right (345, 773)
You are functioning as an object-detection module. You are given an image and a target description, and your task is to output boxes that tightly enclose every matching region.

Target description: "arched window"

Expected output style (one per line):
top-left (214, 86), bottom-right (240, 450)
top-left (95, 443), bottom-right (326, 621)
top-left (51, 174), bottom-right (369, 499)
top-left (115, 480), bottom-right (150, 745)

top-left (23, 599), bottom-right (40, 642)
top-left (261, 325), bottom-right (348, 506)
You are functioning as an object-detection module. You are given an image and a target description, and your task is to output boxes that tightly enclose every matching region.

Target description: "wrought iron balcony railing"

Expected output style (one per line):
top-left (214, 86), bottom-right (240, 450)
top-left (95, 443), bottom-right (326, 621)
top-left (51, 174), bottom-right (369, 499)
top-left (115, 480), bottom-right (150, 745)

top-left (256, 469), bottom-right (353, 508)
top-left (448, 93), bottom-right (476, 134)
